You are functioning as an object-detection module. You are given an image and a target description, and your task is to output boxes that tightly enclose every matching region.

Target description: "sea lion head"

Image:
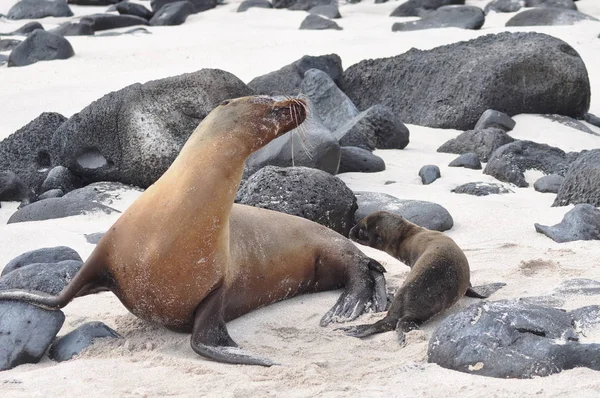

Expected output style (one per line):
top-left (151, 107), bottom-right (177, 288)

top-left (349, 211), bottom-right (414, 250)
top-left (202, 95), bottom-right (308, 152)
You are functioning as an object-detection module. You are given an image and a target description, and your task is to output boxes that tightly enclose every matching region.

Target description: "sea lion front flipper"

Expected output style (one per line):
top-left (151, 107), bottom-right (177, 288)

top-left (190, 286), bottom-right (277, 367)
top-left (465, 282), bottom-right (506, 299)
top-left (336, 317), bottom-right (396, 338)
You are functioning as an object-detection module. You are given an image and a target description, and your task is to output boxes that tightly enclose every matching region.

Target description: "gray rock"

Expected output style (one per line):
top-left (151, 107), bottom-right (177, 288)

top-left (0, 112), bottom-right (67, 193)
top-left (151, 0), bottom-right (216, 13)
top-left (52, 69), bottom-right (252, 188)
top-left (63, 182), bottom-right (142, 206)
top-left (484, 0), bottom-right (524, 14)
top-left (534, 174), bottom-right (564, 193)
top-left (474, 109), bottom-right (516, 131)
top-left (556, 278), bottom-right (600, 296)
top-left (570, 305), bottom-right (600, 331)
top-left (85, 232), bottom-right (105, 244)
top-left (452, 182), bottom-right (513, 196)
top-left (237, 0), bottom-right (272, 11)
top-left (37, 189), bottom-right (64, 200)
top-left (7, 197), bottom-right (119, 224)
top-left (341, 32), bottom-right (590, 130)
top-left (0, 39), bottom-right (22, 51)
top-left (300, 14), bottom-right (342, 30)
top-left (300, 69), bottom-right (358, 131)
top-left (68, 0), bottom-right (121, 4)
top-left (517, 295), bottom-right (565, 307)
top-left (149, 1), bottom-right (193, 25)
top-left (583, 113), bottom-right (600, 128)
top-left (506, 8), bottom-right (596, 26)
top-left (0, 171), bottom-right (33, 204)
top-left (338, 147), bottom-right (385, 174)
top-left (535, 204), bottom-right (600, 243)
top-left (1, 22), bottom-right (44, 36)
top-left (289, 0), bottom-right (334, 11)
top-left (354, 191), bottom-right (453, 232)
top-left (49, 322), bottom-right (121, 362)
top-left (236, 166), bottom-right (356, 236)
top-left (308, 5), bottom-right (340, 19)
top-left (392, 5), bottom-right (485, 32)
top-left (334, 105), bottom-right (410, 151)
top-left (437, 128), bottom-right (514, 162)
top-left (554, 149), bottom-right (600, 207)
top-left (2, 246), bottom-right (82, 277)
top-left (7, 0), bottom-right (73, 20)
top-left (248, 53), bottom-right (342, 96)
top-left (80, 13), bottom-right (149, 32)
top-left (542, 114), bottom-right (598, 135)
top-left (0, 260), bottom-right (83, 295)
top-left (448, 153), bottom-right (482, 170)
top-left (40, 166), bottom-right (83, 195)
top-left (8, 30), bottom-right (74, 68)
top-left (525, 0), bottom-right (577, 9)
top-left (390, 0), bottom-right (465, 17)
top-left (0, 55), bottom-right (6, 66)
top-left (116, 1), bottom-right (153, 19)
top-left (428, 300), bottom-right (600, 378)
top-left (419, 165), bottom-right (440, 185)
top-left (483, 140), bottom-right (577, 188)
top-left (0, 301), bottom-right (65, 371)
top-left (243, 110), bottom-right (340, 178)
top-left (271, 0), bottom-right (295, 8)
top-left (50, 22), bottom-right (94, 36)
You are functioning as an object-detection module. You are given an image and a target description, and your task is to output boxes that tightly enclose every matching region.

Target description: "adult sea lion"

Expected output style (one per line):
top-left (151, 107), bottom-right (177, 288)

top-left (340, 210), bottom-right (501, 343)
top-left (0, 95), bottom-right (386, 366)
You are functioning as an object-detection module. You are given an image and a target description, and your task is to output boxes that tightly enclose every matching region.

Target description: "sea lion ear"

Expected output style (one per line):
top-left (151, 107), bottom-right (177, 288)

top-left (220, 100), bottom-right (231, 106)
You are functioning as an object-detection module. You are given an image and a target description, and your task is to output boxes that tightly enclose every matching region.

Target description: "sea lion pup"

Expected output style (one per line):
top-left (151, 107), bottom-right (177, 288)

top-left (340, 210), bottom-right (496, 343)
top-left (0, 95), bottom-right (386, 367)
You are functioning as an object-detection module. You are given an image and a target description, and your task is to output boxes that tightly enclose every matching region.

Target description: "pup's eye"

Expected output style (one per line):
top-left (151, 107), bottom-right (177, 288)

top-left (220, 100), bottom-right (231, 106)
top-left (358, 229), bottom-right (368, 241)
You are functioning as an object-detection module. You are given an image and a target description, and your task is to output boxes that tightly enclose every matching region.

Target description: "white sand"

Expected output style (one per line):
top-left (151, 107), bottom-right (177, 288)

top-left (1, 0), bottom-right (600, 396)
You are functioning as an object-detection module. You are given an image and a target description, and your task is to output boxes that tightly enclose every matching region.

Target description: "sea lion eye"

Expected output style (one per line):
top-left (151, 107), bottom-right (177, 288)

top-left (358, 229), bottom-right (368, 241)
top-left (220, 100), bottom-right (231, 106)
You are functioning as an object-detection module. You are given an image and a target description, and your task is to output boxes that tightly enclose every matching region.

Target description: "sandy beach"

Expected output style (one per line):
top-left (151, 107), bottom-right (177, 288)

top-left (1, 0), bottom-right (600, 396)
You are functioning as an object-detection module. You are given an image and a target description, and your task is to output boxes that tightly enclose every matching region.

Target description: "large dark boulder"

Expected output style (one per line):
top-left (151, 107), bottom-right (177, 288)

top-left (52, 69), bottom-right (252, 188)
top-left (392, 5), bottom-right (485, 32)
top-left (7, 0), bottom-right (73, 20)
top-left (525, 0), bottom-right (577, 9)
top-left (63, 181), bottom-right (142, 206)
top-left (437, 128), bottom-right (514, 162)
top-left (299, 14), bottom-right (342, 30)
top-left (7, 197), bottom-right (119, 224)
top-left (49, 322), bottom-right (121, 362)
top-left (534, 174), bottom-right (564, 194)
top-left (40, 166), bottom-right (83, 195)
top-left (1, 22), bottom-right (44, 36)
top-left (483, 140), bottom-right (578, 188)
top-left (0, 112), bottom-right (67, 193)
top-left (236, 166), bottom-right (356, 236)
top-left (338, 147), bottom-right (385, 174)
top-left (341, 32), bottom-right (590, 130)
top-left (289, 0), bottom-right (333, 11)
top-left (419, 165), bottom-right (441, 185)
top-left (151, 0), bottom-right (216, 13)
top-left (448, 153), bottom-right (482, 170)
top-left (428, 300), bottom-right (600, 378)
top-left (116, 1), bottom-right (153, 19)
top-left (8, 30), bottom-right (74, 67)
top-left (506, 8), bottom-right (596, 26)
top-left (0, 171), bottom-right (32, 204)
top-left (473, 109), bottom-right (516, 131)
top-left (484, 0), bottom-right (524, 14)
top-left (452, 182), bottom-right (513, 196)
top-left (50, 22), bottom-right (95, 36)
top-left (390, 0), bottom-right (464, 17)
top-left (237, 0), bottom-right (272, 11)
top-left (2, 246), bottom-right (82, 277)
top-left (149, 1), bottom-right (194, 25)
top-left (0, 260), bottom-right (83, 295)
top-left (248, 54), bottom-right (342, 96)
top-left (79, 14), bottom-right (150, 32)
top-left (535, 204), bottom-right (600, 243)
top-left (354, 191), bottom-right (453, 232)
top-left (554, 150), bottom-right (600, 207)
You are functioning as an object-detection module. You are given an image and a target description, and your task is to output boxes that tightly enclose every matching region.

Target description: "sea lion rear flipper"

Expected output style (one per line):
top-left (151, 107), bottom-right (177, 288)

top-left (190, 285), bottom-right (277, 367)
top-left (465, 282), bottom-right (506, 299)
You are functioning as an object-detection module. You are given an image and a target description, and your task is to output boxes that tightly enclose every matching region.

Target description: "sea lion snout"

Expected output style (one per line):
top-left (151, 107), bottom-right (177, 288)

top-left (270, 96), bottom-right (308, 132)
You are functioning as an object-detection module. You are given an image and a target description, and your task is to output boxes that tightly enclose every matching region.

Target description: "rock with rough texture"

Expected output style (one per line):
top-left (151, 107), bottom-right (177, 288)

top-left (116, 1), bottom-right (153, 19)
top-left (428, 300), bottom-right (600, 378)
top-left (390, 0), bottom-right (464, 17)
top-left (0, 260), bottom-right (83, 295)
top-left (300, 69), bottom-right (358, 131)
top-left (484, 140), bottom-right (577, 188)
top-left (272, 0), bottom-right (294, 7)
top-left (40, 166), bottom-right (82, 195)
top-left (535, 204), bottom-right (600, 243)
top-left (243, 111), bottom-right (340, 178)
top-left (289, 0), bottom-right (333, 11)
top-left (338, 147), bottom-right (385, 174)
top-left (49, 322), bottom-right (121, 362)
top-left (0, 301), bottom-right (65, 371)
top-left (334, 105), bottom-right (410, 151)
top-left (437, 128), bottom-right (514, 162)
top-left (534, 174), bottom-right (564, 194)
top-left (2, 246), bottom-right (82, 277)
top-left (452, 182), bottom-right (513, 196)
top-left (419, 165), bottom-right (441, 185)
top-left (150, 1), bottom-right (193, 25)
top-left (341, 32), bottom-right (591, 130)
top-left (80, 14), bottom-right (149, 31)
top-left (299, 14), bottom-right (342, 31)
top-left (0, 39), bottom-right (22, 51)
top-left (308, 5), bottom-right (340, 18)
top-left (7, 198), bottom-right (119, 224)
top-left (556, 279), bottom-right (600, 296)
top-left (7, 0), bottom-right (73, 20)
top-left (248, 54), bottom-right (342, 96)
top-left (37, 189), bottom-right (64, 200)
top-left (1, 22), bottom-right (44, 36)
top-left (474, 109), bottom-right (516, 131)
top-left (484, 0), bottom-right (523, 14)
top-left (525, 0), bottom-right (577, 9)
top-left (52, 69), bottom-right (251, 188)
top-left (554, 150), bottom-right (600, 207)
top-left (354, 191), bottom-right (453, 232)
top-left (0, 171), bottom-right (32, 204)
top-left (151, 0), bottom-right (216, 13)
top-left (237, 0), bottom-right (271, 11)
top-left (63, 181), bottom-right (142, 206)
top-left (392, 5), bottom-right (485, 32)
top-left (236, 166), bottom-right (356, 236)
top-left (8, 30), bottom-right (74, 68)
top-left (506, 8), bottom-right (596, 26)
top-left (448, 153), bottom-right (482, 169)
top-left (50, 22), bottom-right (94, 36)
top-left (0, 112), bottom-right (67, 193)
